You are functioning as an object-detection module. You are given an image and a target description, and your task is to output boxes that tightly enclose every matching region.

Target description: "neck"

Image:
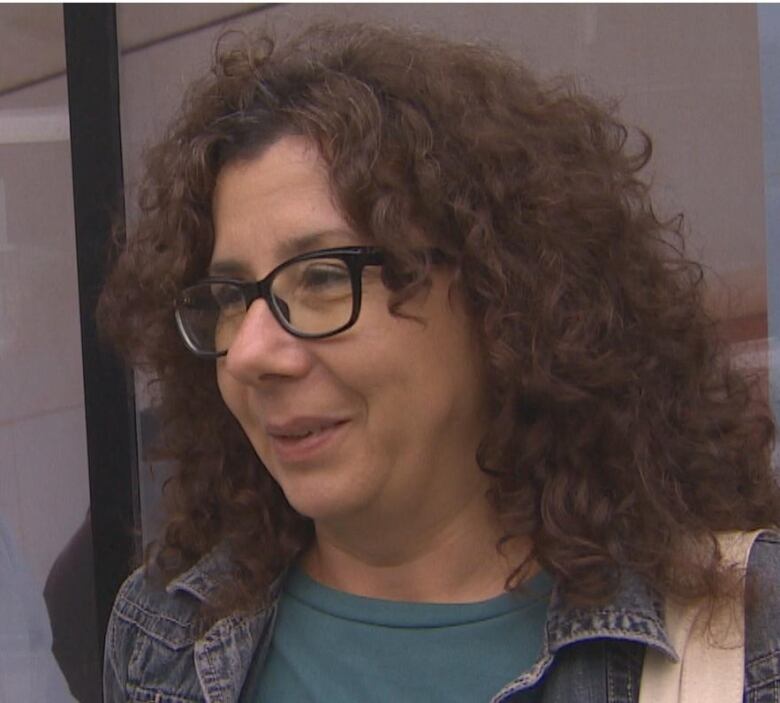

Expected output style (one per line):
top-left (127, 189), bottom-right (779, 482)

top-left (300, 490), bottom-right (534, 603)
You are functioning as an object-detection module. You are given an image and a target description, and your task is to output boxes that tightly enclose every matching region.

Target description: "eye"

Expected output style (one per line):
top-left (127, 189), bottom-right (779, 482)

top-left (299, 262), bottom-right (351, 290)
top-left (273, 258), bottom-right (353, 305)
top-left (210, 283), bottom-right (244, 311)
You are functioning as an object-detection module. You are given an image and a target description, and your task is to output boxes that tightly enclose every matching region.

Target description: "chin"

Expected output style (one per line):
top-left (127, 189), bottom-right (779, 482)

top-left (281, 483), bottom-right (369, 524)
top-left (265, 452), bottom-right (374, 523)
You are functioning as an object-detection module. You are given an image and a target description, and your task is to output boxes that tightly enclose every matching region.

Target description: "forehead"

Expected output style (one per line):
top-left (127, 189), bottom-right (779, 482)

top-left (210, 136), bottom-right (358, 276)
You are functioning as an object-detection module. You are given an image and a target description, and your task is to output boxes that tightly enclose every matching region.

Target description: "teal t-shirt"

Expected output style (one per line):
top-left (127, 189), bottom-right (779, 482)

top-left (241, 567), bottom-right (552, 702)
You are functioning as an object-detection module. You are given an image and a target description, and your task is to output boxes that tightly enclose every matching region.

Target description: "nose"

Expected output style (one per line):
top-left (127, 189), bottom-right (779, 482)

top-left (220, 298), bottom-right (312, 383)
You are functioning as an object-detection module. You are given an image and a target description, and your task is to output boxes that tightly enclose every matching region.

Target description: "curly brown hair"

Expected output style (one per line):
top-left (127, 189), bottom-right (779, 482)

top-left (98, 22), bottom-right (779, 615)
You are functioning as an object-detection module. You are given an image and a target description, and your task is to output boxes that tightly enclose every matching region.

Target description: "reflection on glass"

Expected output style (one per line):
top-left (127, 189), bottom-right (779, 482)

top-left (758, 5), bottom-right (780, 442)
top-left (0, 514), bottom-right (74, 701)
top-left (0, 4), bottom-right (99, 701)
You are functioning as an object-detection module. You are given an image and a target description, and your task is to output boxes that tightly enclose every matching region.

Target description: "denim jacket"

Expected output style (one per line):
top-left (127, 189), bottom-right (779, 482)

top-left (103, 532), bottom-right (780, 703)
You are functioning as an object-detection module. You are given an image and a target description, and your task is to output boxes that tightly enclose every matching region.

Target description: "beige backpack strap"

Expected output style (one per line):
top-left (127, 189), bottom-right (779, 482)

top-left (638, 530), bottom-right (764, 703)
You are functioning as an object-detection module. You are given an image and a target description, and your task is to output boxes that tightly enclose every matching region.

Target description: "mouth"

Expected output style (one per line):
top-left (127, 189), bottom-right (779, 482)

top-left (267, 417), bottom-right (348, 439)
top-left (266, 418), bottom-right (350, 462)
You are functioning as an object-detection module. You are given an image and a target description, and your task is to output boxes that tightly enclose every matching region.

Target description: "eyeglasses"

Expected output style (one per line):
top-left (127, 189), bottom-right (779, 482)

top-left (174, 246), bottom-right (386, 358)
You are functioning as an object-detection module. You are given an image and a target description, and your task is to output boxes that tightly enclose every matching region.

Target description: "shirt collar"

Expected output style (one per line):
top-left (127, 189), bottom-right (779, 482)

top-left (167, 548), bottom-right (678, 660)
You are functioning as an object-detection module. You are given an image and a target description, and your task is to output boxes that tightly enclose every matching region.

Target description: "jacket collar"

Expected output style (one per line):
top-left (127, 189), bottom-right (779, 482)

top-left (166, 546), bottom-right (233, 602)
top-left (545, 568), bottom-right (678, 661)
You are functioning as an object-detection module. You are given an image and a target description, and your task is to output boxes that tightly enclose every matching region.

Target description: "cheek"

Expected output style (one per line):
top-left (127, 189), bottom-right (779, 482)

top-left (354, 328), bottom-right (460, 429)
top-left (215, 368), bottom-right (245, 421)
top-left (215, 367), bottom-right (230, 406)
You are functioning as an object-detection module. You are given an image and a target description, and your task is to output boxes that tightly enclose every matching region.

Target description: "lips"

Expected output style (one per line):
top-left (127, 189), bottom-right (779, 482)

top-left (267, 417), bottom-right (347, 439)
top-left (266, 417), bottom-right (349, 462)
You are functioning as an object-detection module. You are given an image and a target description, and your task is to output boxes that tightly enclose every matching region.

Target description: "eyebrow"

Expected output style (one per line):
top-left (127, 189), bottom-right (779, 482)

top-left (207, 228), bottom-right (358, 278)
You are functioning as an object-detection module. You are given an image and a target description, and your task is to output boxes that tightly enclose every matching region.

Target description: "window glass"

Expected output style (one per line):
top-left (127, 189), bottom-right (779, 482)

top-left (0, 4), bottom-right (98, 701)
top-left (758, 4), bottom-right (780, 447)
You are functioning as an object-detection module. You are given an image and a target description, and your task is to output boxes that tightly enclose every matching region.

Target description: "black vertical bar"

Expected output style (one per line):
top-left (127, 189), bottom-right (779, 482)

top-left (63, 2), bottom-right (139, 663)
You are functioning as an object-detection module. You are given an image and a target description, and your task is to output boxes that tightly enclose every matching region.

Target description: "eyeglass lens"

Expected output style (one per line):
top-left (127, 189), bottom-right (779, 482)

top-left (178, 256), bottom-right (356, 354)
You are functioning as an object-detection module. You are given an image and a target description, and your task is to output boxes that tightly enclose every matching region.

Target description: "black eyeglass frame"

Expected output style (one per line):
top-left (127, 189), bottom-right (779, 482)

top-left (175, 246), bottom-right (387, 358)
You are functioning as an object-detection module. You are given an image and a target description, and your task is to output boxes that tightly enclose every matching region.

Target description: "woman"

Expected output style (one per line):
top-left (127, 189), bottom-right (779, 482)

top-left (99, 22), bottom-right (780, 702)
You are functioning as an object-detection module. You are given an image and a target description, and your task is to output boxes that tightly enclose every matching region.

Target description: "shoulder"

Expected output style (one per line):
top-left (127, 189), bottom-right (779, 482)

top-left (745, 529), bottom-right (780, 607)
top-left (109, 565), bottom-right (202, 650)
top-left (747, 530), bottom-right (780, 574)
top-left (104, 566), bottom-right (205, 703)
top-left (744, 530), bottom-right (780, 697)
top-left (746, 530), bottom-right (780, 610)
